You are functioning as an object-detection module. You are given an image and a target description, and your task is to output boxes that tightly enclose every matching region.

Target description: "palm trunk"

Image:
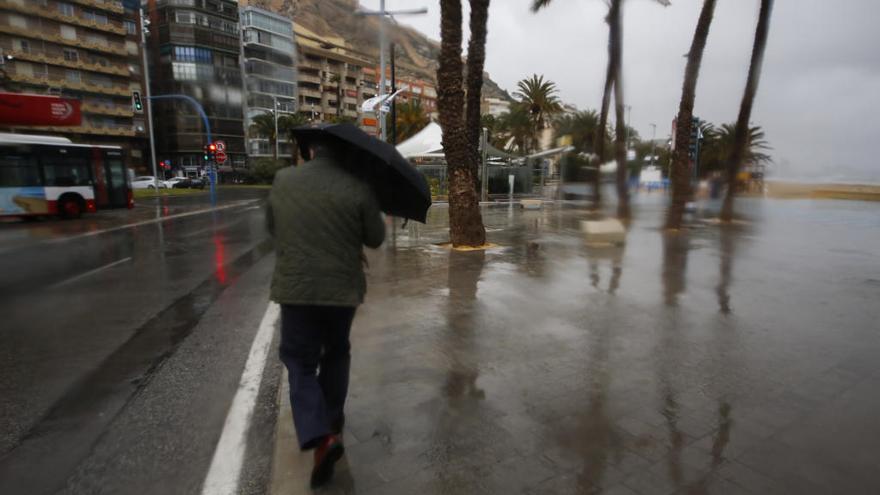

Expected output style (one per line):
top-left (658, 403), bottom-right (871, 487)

top-left (465, 0), bottom-right (490, 180)
top-left (666, 0), bottom-right (718, 230)
top-left (721, 0), bottom-right (773, 222)
top-left (592, 34), bottom-right (614, 210)
top-left (609, 0), bottom-right (629, 219)
top-left (438, 0), bottom-right (486, 247)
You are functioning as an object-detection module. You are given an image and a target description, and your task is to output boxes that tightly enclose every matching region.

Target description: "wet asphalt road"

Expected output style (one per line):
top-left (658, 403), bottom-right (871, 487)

top-left (0, 188), bottom-right (281, 494)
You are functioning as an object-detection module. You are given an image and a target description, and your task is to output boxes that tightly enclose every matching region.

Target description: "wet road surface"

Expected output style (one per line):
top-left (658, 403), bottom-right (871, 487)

top-left (2, 188), bottom-right (880, 494)
top-left (0, 189), bottom-right (281, 494)
top-left (272, 194), bottom-right (880, 494)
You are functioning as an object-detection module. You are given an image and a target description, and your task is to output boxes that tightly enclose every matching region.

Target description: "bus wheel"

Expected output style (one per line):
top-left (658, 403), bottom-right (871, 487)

top-left (59, 196), bottom-right (83, 219)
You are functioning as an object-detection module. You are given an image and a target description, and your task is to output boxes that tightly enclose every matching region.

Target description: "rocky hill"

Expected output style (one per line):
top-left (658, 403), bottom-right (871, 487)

top-left (244, 0), bottom-right (512, 101)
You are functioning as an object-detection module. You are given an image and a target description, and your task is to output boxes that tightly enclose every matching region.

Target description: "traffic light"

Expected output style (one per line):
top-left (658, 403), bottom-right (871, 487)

top-left (203, 142), bottom-right (217, 162)
top-left (132, 91), bottom-right (143, 113)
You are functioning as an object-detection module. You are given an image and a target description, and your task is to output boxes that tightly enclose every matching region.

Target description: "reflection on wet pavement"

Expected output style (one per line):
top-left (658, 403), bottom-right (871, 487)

top-left (321, 198), bottom-right (880, 494)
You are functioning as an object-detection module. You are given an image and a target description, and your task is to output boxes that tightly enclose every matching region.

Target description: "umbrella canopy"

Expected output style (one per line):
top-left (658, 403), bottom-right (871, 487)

top-left (291, 123), bottom-right (432, 223)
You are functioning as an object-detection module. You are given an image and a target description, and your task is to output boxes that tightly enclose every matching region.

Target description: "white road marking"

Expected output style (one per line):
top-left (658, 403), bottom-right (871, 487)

top-left (50, 257), bottom-right (133, 289)
top-left (44, 200), bottom-right (261, 246)
top-left (201, 302), bottom-right (280, 495)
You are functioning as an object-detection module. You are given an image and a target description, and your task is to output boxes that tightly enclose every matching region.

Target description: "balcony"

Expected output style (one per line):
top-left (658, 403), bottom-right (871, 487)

top-left (8, 50), bottom-right (129, 77)
top-left (0, 25), bottom-right (127, 56)
top-left (30, 124), bottom-right (136, 137)
top-left (81, 102), bottom-right (134, 117)
top-left (0, 0), bottom-right (127, 36)
top-left (7, 73), bottom-right (130, 97)
top-left (298, 58), bottom-right (323, 71)
top-left (298, 87), bottom-right (321, 99)
top-left (70, 0), bottom-right (124, 14)
top-left (298, 73), bottom-right (321, 85)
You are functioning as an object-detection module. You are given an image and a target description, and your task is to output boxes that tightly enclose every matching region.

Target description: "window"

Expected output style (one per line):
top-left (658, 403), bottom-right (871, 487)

top-left (124, 20), bottom-right (136, 35)
top-left (14, 39), bottom-right (30, 53)
top-left (66, 70), bottom-right (81, 83)
top-left (42, 154), bottom-right (92, 187)
top-left (8, 14), bottom-right (27, 29)
top-left (14, 61), bottom-right (33, 77)
top-left (83, 11), bottom-right (108, 24)
top-left (125, 41), bottom-right (138, 55)
top-left (172, 62), bottom-right (197, 81)
top-left (85, 33), bottom-right (107, 45)
top-left (175, 11), bottom-right (195, 24)
top-left (60, 25), bottom-right (77, 40)
top-left (88, 74), bottom-right (112, 87)
top-left (63, 49), bottom-right (78, 62)
top-left (172, 46), bottom-right (213, 64)
top-left (57, 2), bottom-right (75, 16)
top-left (0, 150), bottom-right (41, 187)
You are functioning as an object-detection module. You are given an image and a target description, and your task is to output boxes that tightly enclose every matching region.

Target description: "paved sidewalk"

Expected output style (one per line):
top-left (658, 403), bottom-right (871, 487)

top-left (270, 198), bottom-right (880, 494)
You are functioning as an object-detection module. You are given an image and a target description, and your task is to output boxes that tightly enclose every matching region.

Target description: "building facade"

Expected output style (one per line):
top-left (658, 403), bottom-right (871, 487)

top-left (294, 25), bottom-right (374, 134)
top-left (146, 0), bottom-right (244, 177)
top-left (0, 0), bottom-right (150, 172)
top-left (240, 5), bottom-right (295, 161)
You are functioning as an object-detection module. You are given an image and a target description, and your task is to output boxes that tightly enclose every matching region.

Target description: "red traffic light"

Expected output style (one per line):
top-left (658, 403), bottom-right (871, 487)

top-left (208, 143), bottom-right (217, 151)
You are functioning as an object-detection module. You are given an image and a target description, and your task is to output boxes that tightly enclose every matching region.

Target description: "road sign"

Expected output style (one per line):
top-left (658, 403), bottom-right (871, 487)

top-left (214, 151), bottom-right (227, 164)
top-left (214, 140), bottom-right (226, 152)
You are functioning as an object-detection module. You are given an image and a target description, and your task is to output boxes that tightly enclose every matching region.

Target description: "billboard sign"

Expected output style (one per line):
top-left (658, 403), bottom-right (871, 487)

top-left (0, 93), bottom-right (82, 126)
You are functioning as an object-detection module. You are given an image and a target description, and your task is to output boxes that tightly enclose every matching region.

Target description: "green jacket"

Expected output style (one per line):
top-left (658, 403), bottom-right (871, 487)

top-left (266, 156), bottom-right (385, 307)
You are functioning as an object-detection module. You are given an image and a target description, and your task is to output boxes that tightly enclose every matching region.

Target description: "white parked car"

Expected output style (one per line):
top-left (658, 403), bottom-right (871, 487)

top-left (131, 176), bottom-right (167, 189)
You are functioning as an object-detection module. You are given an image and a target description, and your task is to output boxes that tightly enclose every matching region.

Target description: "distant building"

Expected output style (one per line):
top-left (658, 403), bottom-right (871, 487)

top-left (481, 96), bottom-right (510, 117)
top-left (146, 0), bottom-right (245, 178)
top-left (294, 25), bottom-right (371, 133)
top-left (240, 6), bottom-right (295, 161)
top-left (0, 0), bottom-right (150, 172)
top-left (368, 67), bottom-right (438, 121)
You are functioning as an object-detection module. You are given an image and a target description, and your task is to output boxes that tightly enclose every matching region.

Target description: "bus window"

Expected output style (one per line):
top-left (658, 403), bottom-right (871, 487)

top-left (42, 153), bottom-right (93, 187)
top-left (0, 149), bottom-right (41, 187)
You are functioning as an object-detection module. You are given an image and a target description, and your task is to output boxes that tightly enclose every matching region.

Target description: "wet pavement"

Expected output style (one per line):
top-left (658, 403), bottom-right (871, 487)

top-left (2, 186), bottom-right (879, 494)
top-left (273, 194), bottom-right (880, 494)
top-left (0, 188), bottom-right (280, 494)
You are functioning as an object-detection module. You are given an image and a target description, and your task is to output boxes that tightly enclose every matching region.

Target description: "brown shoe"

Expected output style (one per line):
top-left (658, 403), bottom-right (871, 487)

top-left (310, 434), bottom-right (344, 488)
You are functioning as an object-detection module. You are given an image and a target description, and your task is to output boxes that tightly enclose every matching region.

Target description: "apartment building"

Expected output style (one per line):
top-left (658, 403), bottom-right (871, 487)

top-left (146, 0), bottom-right (244, 177)
top-left (0, 0), bottom-right (150, 171)
top-left (294, 24), bottom-right (373, 133)
top-left (240, 5), bottom-right (295, 160)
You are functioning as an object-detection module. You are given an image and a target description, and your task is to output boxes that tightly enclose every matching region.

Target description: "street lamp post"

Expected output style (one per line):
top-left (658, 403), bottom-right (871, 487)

top-left (355, 2), bottom-right (427, 142)
top-left (139, 9), bottom-right (159, 190)
top-left (649, 123), bottom-right (657, 168)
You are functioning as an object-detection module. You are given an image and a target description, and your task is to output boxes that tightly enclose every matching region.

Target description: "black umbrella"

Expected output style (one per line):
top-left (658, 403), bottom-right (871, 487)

top-left (290, 123), bottom-right (432, 223)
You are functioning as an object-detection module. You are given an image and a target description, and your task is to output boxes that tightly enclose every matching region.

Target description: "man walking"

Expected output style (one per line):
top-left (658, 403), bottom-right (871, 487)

top-left (266, 138), bottom-right (385, 488)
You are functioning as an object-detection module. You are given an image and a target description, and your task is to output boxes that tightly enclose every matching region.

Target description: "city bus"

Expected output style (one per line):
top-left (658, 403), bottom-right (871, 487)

top-left (0, 133), bottom-right (133, 219)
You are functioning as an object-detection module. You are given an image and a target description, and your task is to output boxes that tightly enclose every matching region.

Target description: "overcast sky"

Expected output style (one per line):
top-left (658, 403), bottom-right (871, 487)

top-left (360, 0), bottom-right (880, 182)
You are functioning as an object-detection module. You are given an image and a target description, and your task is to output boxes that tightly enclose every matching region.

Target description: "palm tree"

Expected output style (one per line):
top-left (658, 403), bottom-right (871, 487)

top-left (394, 99), bottom-right (430, 142)
top-left (533, 0), bottom-right (670, 214)
top-left (554, 110), bottom-right (603, 154)
top-left (721, 0), bottom-right (774, 222)
top-left (438, 0), bottom-right (487, 247)
top-left (665, 0), bottom-right (719, 230)
top-left (514, 74), bottom-right (562, 152)
top-left (249, 111), bottom-right (280, 160)
top-left (280, 112), bottom-right (309, 165)
top-left (466, 0), bottom-right (491, 168)
top-left (494, 103), bottom-right (533, 153)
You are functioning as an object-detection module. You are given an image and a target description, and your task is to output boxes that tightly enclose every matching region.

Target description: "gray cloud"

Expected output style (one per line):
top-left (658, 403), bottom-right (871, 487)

top-left (362, 0), bottom-right (880, 182)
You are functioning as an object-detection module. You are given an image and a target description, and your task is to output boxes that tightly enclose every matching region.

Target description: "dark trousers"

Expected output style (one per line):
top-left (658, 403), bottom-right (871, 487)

top-left (279, 304), bottom-right (356, 450)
